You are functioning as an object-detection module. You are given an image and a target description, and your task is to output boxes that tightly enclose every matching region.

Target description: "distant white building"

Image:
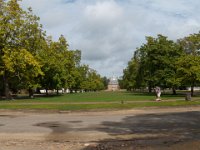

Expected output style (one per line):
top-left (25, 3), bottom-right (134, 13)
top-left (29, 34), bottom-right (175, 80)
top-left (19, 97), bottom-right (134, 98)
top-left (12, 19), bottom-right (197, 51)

top-left (107, 76), bottom-right (120, 91)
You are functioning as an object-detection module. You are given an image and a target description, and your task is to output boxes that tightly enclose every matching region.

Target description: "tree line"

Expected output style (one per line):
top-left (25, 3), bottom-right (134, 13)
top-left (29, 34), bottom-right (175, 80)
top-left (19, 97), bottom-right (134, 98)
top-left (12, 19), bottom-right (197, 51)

top-left (0, 0), bottom-right (106, 99)
top-left (121, 32), bottom-right (200, 96)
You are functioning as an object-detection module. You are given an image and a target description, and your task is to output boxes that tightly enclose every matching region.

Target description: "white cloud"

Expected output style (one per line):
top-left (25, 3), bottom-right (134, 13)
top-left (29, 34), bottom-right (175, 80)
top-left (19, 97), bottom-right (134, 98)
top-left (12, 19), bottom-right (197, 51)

top-left (20, 0), bottom-right (200, 77)
top-left (85, 1), bottom-right (123, 24)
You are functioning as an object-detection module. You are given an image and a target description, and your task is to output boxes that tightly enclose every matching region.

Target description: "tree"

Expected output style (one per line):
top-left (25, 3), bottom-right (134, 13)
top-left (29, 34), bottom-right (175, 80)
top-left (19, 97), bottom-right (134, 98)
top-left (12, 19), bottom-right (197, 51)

top-left (122, 57), bottom-right (140, 91)
top-left (177, 32), bottom-right (200, 96)
top-left (79, 65), bottom-right (90, 91)
top-left (65, 50), bottom-right (82, 92)
top-left (18, 7), bottom-right (45, 97)
top-left (102, 76), bottom-right (109, 89)
top-left (176, 54), bottom-right (200, 96)
top-left (0, 0), bottom-right (106, 98)
top-left (0, 0), bottom-right (43, 98)
top-left (2, 48), bottom-right (43, 96)
top-left (79, 66), bottom-right (104, 92)
top-left (38, 36), bottom-right (68, 95)
top-left (87, 69), bottom-right (104, 91)
top-left (122, 34), bottom-right (183, 94)
top-left (38, 35), bottom-right (83, 94)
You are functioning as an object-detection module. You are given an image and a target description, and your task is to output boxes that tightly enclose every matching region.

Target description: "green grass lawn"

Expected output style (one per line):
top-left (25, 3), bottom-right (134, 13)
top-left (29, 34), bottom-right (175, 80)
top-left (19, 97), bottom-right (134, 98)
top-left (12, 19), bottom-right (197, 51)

top-left (0, 91), bottom-right (199, 111)
top-left (0, 91), bottom-right (185, 103)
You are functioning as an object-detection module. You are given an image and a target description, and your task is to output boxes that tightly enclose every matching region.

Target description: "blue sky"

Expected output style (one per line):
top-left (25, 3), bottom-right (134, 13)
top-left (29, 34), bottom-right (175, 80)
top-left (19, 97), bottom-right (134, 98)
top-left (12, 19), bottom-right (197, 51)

top-left (20, 0), bottom-right (200, 77)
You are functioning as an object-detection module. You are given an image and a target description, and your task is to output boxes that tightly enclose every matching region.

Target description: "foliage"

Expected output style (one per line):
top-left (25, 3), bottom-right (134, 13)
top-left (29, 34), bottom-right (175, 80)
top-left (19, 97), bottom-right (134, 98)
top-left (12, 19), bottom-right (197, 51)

top-left (0, 0), bottom-right (44, 98)
top-left (0, 0), bottom-right (105, 98)
top-left (122, 32), bottom-right (200, 96)
top-left (177, 32), bottom-right (200, 95)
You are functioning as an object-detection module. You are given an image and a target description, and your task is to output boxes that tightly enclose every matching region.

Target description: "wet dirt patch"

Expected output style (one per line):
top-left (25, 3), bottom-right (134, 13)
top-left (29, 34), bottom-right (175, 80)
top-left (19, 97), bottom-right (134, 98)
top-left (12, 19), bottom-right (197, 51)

top-left (68, 121), bottom-right (83, 123)
top-left (2, 108), bottom-right (200, 150)
top-left (34, 122), bottom-right (74, 142)
top-left (82, 137), bottom-right (187, 150)
top-left (0, 115), bottom-right (17, 118)
top-left (83, 111), bottom-right (200, 150)
top-left (34, 122), bottom-right (72, 133)
top-left (95, 111), bottom-right (200, 137)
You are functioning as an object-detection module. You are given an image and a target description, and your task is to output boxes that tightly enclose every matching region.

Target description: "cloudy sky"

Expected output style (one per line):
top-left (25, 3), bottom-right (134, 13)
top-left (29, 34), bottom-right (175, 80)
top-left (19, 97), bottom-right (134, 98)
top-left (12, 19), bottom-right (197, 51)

top-left (20, 0), bottom-right (200, 77)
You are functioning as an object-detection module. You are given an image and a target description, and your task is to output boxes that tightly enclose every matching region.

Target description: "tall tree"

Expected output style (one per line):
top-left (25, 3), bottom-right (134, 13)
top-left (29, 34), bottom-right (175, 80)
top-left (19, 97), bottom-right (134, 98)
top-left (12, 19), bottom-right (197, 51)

top-left (177, 32), bottom-right (200, 96)
top-left (122, 54), bottom-right (140, 91)
top-left (0, 0), bottom-right (43, 98)
top-left (137, 35), bottom-right (180, 92)
top-left (122, 34), bottom-right (183, 94)
top-left (38, 36), bottom-right (68, 94)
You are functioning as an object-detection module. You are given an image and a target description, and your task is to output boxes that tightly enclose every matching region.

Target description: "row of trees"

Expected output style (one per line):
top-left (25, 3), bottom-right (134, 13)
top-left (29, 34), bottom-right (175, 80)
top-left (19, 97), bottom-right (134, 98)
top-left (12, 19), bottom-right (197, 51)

top-left (0, 0), bottom-right (106, 99)
top-left (122, 32), bottom-right (200, 96)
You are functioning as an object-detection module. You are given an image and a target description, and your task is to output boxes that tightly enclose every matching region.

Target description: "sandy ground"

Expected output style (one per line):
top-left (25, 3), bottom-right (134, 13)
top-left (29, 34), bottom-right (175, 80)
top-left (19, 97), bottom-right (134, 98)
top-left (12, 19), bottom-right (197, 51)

top-left (0, 106), bottom-right (200, 150)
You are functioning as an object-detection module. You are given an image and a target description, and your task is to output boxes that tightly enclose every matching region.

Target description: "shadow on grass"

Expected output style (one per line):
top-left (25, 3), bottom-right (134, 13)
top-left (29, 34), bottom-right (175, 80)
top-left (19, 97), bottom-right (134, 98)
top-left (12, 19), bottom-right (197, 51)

top-left (124, 91), bottom-right (200, 98)
top-left (82, 111), bottom-right (200, 150)
top-left (0, 93), bottom-right (64, 101)
top-left (125, 91), bottom-right (184, 97)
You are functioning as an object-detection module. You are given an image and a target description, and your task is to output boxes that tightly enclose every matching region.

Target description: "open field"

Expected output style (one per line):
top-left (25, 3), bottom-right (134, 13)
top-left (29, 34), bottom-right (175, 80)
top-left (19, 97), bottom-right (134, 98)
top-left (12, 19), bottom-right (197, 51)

top-left (0, 91), bottom-right (200, 111)
top-left (1, 92), bottom-right (200, 150)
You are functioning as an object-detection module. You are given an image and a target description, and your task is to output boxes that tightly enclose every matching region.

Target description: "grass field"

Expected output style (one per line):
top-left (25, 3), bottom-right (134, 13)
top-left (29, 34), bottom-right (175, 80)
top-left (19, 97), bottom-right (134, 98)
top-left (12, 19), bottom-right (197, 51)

top-left (0, 91), bottom-right (200, 111)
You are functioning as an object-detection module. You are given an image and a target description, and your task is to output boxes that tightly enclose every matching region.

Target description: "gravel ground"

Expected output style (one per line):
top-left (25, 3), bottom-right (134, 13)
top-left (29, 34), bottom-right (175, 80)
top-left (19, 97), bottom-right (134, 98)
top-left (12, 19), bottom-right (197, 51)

top-left (0, 106), bottom-right (200, 150)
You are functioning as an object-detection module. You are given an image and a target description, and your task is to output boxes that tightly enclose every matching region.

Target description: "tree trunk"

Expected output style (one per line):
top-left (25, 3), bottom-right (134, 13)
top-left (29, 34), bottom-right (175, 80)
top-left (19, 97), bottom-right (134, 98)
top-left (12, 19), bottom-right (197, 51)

top-left (29, 88), bottom-right (34, 98)
top-left (36, 88), bottom-right (41, 94)
top-left (191, 86), bottom-right (194, 97)
top-left (172, 87), bottom-right (177, 95)
top-left (45, 89), bottom-right (48, 96)
top-left (4, 72), bottom-right (11, 99)
top-left (148, 85), bottom-right (152, 93)
top-left (57, 88), bottom-right (59, 95)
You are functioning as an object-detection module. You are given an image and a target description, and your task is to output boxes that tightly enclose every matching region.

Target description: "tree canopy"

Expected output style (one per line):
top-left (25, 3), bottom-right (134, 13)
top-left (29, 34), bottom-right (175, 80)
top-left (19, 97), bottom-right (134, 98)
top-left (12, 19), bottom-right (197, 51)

top-left (0, 0), bottom-right (105, 99)
top-left (122, 32), bottom-right (200, 96)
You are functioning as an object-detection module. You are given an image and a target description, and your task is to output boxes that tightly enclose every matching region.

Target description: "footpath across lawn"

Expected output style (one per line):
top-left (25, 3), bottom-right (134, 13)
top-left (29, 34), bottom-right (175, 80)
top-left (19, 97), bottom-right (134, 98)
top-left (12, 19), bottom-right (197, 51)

top-left (0, 91), bottom-right (200, 111)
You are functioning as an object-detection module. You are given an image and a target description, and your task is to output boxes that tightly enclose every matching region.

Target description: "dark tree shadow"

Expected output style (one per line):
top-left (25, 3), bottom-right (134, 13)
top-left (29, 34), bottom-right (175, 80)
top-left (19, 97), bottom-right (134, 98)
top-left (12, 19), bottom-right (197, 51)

top-left (33, 111), bottom-right (200, 149)
top-left (82, 111), bottom-right (200, 150)
top-left (0, 93), bottom-right (64, 101)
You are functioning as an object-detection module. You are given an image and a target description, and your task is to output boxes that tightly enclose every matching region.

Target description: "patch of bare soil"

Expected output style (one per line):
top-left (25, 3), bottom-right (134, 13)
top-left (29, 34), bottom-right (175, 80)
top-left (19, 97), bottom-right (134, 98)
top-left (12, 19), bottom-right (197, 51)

top-left (0, 140), bottom-right (83, 150)
top-left (83, 107), bottom-right (200, 150)
top-left (83, 139), bottom-right (200, 150)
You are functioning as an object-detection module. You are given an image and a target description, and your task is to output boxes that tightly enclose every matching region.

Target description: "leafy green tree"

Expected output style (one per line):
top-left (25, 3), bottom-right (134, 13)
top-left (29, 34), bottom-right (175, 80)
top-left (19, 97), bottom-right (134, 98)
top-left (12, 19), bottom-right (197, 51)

top-left (122, 52), bottom-right (141, 91)
top-left (0, 0), bottom-right (23, 98)
top-left (89, 70), bottom-right (104, 91)
top-left (123, 34), bottom-right (183, 94)
top-left (18, 7), bottom-right (45, 97)
top-left (38, 36), bottom-right (68, 94)
top-left (2, 48), bottom-right (43, 96)
top-left (79, 65), bottom-right (90, 91)
top-left (65, 50), bottom-right (81, 92)
top-left (0, 0), bottom-right (43, 98)
top-left (38, 35), bottom-right (83, 94)
top-left (176, 54), bottom-right (200, 96)
top-left (0, 0), bottom-right (109, 98)
top-left (102, 76), bottom-right (109, 89)
top-left (177, 32), bottom-right (200, 96)
top-left (79, 66), bottom-right (104, 91)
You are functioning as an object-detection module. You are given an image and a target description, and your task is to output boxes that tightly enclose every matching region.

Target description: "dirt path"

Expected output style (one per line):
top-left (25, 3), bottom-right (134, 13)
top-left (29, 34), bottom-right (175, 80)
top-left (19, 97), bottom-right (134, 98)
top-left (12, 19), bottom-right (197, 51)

top-left (0, 106), bottom-right (200, 150)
